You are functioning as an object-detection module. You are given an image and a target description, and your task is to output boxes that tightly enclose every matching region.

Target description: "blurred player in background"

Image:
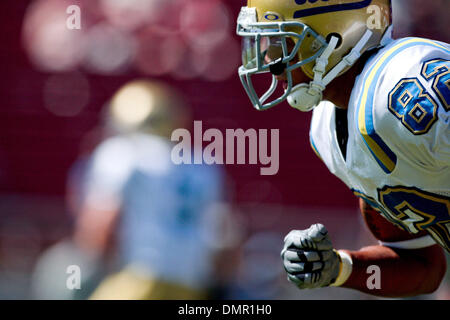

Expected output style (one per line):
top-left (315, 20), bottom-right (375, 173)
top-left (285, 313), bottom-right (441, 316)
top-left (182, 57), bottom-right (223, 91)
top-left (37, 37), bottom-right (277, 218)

top-left (33, 80), bottom-right (240, 300)
top-left (236, 0), bottom-right (448, 297)
top-left (85, 80), bottom-right (240, 300)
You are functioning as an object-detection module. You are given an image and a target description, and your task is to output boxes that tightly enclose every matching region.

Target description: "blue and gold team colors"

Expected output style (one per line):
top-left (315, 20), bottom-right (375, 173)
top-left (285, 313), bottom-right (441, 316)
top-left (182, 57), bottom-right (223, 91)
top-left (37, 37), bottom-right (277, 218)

top-left (310, 37), bottom-right (450, 251)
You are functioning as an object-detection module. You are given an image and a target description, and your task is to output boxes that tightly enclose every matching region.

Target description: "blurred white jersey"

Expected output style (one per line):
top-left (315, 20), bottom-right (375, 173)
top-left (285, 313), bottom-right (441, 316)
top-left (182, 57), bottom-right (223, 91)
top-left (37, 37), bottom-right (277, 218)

top-left (310, 38), bottom-right (450, 251)
top-left (84, 133), bottom-right (225, 289)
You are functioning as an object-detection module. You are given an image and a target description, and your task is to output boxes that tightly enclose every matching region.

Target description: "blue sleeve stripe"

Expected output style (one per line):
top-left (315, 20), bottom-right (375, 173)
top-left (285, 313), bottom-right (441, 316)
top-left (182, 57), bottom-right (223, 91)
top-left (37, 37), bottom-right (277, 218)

top-left (356, 38), bottom-right (450, 174)
top-left (310, 135), bottom-right (322, 161)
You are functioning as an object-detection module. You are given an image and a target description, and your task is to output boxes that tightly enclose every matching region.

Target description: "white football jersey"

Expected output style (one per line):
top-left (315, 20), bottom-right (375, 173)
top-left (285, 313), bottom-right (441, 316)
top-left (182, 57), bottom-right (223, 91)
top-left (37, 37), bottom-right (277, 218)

top-left (310, 37), bottom-right (450, 252)
top-left (83, 133), bottom-right (225, 289)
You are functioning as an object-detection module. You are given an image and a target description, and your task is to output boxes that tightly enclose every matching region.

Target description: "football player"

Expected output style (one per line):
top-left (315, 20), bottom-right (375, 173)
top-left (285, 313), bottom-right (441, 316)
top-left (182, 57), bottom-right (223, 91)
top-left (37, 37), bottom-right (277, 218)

top-left (73, 80), bottom-right (237, 299)
top-left (236, 0), bottom-right (449, 297)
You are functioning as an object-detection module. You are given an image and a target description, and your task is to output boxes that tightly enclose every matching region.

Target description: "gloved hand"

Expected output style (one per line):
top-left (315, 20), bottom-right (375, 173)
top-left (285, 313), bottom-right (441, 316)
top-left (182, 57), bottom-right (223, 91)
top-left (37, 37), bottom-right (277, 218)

top-left (281, 223), bottom-right (341, 289)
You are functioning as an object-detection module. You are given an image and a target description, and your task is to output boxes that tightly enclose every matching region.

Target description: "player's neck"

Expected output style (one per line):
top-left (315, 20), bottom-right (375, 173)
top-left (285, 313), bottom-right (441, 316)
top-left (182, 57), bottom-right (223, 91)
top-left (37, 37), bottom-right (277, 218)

top-left (323, 52), bottom-right (373, 110)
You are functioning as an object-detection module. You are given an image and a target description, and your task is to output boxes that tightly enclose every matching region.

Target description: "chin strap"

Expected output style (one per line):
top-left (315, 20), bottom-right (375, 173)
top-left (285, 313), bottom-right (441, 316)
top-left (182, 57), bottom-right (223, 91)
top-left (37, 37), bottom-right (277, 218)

top-left (288, 29), bottom-right (374, 112)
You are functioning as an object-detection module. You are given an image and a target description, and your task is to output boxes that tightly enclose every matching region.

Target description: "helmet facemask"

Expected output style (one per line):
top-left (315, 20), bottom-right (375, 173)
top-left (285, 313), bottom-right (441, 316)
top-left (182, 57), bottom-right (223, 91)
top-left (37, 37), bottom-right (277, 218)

top-left (237, 7), bottom-right (328, 111)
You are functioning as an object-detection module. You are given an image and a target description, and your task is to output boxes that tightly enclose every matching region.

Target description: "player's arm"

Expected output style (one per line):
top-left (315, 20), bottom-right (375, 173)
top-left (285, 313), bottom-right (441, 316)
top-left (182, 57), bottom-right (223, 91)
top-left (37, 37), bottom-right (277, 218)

top-left (340, 199), bottom-right (447, 297)
top-left (281, 199), bottom-right (447, 297)
top-left (72, 138), bottom-right (130, 258)
top-left (73, 203), bottom-right (120, 257)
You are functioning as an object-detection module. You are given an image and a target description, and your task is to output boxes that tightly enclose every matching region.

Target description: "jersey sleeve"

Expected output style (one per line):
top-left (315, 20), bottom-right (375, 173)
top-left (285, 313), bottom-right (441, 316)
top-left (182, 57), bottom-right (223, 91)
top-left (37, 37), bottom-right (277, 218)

top-left (83, 136), bottom-right (135, 211)
top-left (356, 38), bottom-right (450, 177)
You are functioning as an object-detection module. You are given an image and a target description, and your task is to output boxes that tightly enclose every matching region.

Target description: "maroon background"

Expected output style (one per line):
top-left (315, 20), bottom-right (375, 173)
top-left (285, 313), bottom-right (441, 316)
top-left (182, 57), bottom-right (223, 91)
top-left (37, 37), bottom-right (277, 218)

top-left (1, 0), bottom-right (449, 209)
top-left (0, 1), bottom-right (356, 209)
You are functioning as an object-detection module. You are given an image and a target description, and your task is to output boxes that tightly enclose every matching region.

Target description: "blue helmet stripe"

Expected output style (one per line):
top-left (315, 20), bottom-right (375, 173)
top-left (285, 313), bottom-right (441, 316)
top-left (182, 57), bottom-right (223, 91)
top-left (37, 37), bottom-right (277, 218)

top-left (294, 0), bottom-right (372, 19)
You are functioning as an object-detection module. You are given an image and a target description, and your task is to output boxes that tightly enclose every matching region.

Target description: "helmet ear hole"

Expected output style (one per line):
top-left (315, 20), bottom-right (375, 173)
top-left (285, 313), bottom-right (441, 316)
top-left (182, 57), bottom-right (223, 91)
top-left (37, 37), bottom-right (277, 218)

top-left (326, 33), bottom-right (343, 49)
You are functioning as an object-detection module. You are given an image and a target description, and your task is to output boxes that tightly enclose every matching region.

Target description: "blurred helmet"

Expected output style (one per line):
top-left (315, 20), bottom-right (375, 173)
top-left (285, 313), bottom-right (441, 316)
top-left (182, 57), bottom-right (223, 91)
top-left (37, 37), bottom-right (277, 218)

top-left (237, 0), bottom-right (392, 111)
top-left (108, 80), bottom-right (189, 137)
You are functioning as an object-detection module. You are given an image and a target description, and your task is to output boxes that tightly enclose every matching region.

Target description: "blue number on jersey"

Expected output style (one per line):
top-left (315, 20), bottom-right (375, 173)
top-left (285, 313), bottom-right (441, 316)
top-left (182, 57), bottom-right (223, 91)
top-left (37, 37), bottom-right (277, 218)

top-left (378, 186), bottom-right (450, 251)
top-left (421, 59), bottom-right (450, 111)
top-left (388, 78), bottom-right (439, 135)
top-left (176, 174), bottom-right (197, 226)
top-left (352, 189), bottom-right (406, 230)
